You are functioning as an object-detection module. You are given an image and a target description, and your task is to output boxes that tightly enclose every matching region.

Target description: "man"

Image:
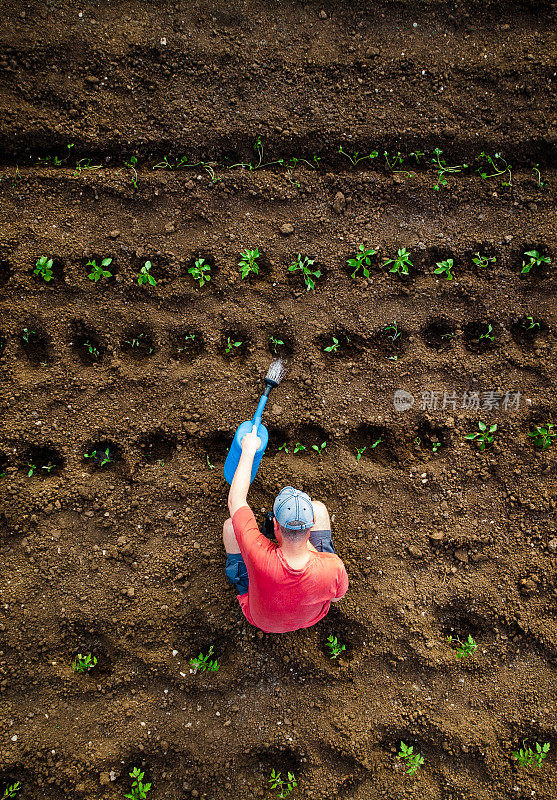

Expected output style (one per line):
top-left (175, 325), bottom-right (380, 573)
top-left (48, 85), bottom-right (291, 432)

top-left (223, 424), bottom-right (348, 633)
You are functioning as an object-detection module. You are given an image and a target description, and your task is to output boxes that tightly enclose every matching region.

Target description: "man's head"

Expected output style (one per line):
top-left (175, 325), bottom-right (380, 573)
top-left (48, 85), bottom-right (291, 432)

top-left (273, 486), bottom-right (314, 541)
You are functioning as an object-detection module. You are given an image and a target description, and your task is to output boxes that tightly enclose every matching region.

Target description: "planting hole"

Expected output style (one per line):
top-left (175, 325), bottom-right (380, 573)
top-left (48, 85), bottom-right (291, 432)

top-left (121, 327), bottom-right (157, 359)
top-left (267, 331), bottom-right (294, 358)
top-left (414, 419), bottom-right (450, 456)
top-left (422, 318), bottom-right (457, 349)
top-left (200, 431), bottom-right (231, 467)
top-left (0, 260), bottom-right (12, 285)
top-left (0, 333), bottom-right (6, 358)
top-left (19, 325), bottom-right (51, 365)
top-left (463, 321), bottom-right (498, 352)
top-left (83, 254), bottom-right (118, 282)
top-left (21, 444), bottom-right (64, 477)
top-left (351, 423), bottom-right (396, 464)
top-left (169, 328), bottom-right (204, 361)
top-left (70, 320), bottom-right (105, 365)
top-left (138, 430), bottom-right (177, 463)
top-left (266, 426), bottom-right (291, 457)
top-left (317, 329), bottom-right (358, 358)
top-left (222, 329), bottom-right (249, 358)
top-left (83, 440), bottom-right (120, 471)
top-left (510, 315), bottom-right (548, 347)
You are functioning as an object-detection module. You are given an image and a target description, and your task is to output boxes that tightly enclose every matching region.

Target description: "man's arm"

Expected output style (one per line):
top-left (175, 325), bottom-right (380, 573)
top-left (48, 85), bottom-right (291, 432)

top-left (228, 425), bottom-right (261, 517)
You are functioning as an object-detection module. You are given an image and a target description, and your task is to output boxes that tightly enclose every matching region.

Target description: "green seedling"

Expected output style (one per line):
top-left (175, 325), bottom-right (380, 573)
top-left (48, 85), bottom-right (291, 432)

top-left (521, 249), bottom-right (551, 275)
top-left (278, 443), bottom-right (289, 453)
top-left (409, 150), bottom-right (425, 163)
top-left (384, 150), bottom-right (404, 170)
top-left (73, 158), bottom-right (101, 177)
top-left (269, 769), bottom-right (297, 799)
top-left (289, 253), bottom-right (321, 291)
top-left (465, 421), bottom-right (497, 451)
top-left (312, 441), bottom-right (327, 454)
top-left (153, 155), bottom-right (190, 170)
top-left (383, 248), bottom-right (412, 277)
top-left (227, 136), bottom-right (285, 171)
top-left (434, 258), bottom-right (454, 280)
top-left (124, 767), bottom-right (152, 800)
top-left (72, 652), bottom-right (97, 673)
top-left (521, 316), bottom-right (540, 331)
top-left (432, 441), bottom-right (442, 453)
top-left (27, 461), bottom-right (36, 477)
top-left (293, 443), bottom-right (306, 454)
top-left (287, 154), bottom-right (322, 170)
top-left (124, 333), bottom-right (153, 352)
top-left (238, 248), bottom-right (261, 279)
top-left (325, 634), bottom-right (346, 659)
top-left (224, 337), bottom-right (242, 354)
top-left (177, 333), bottom-right (196, 352)
top-left (206, 455), bottom-right (215, 470)
top-left (269, 336), bottom-right (284, 354)
top-left (189, 644), bottom-right (219, 673)
top-left (384, 322), bottom-right (401, 342)
top-left (125, 155), bottom-right (139, 188)
top-left (189, 257), bottom-right (211, 287)
top-left (431, 148), bottom-right (468, 190)
top-left (356, 446), bottom-right (366, 461)
top-left (138, 260), bottom-right (156, 286)
top-left (1, 783), bottom-right (21, 799)
top-left (87, 258), bottom-right (113, 282)
top-left (347, 245), bottom-right (376, 279)
top-left (37, 142), bottom-right (74, 167)
top-left (285, 169), bottom-right (301, 189)
top-left (41, 463), bottom-right (56, 473)
top-left (472, 252), bottom-right (496, 269)
top-left (397, 741), bottom-right (424, 775)
top-left (479, 323), bottom-right (495, 342)
top-left (21, 328), bottom-right (35, 345)
top-left (512, 742), bottom-right (550, 768)
top-left (34, 256), bottom-right (54, 282)
top-left (371, 436), bottom-right (382, 449)
top-left (477, 151), bottom-right (512, 187)
top-left (85, 447), bottom-right (113, 467)
top-left (440, 332), bottom-right (455, 341)
top-left (83, 340), bottom-right (100, 360)
top-left (446, 634), bottom-right (477, 658)
top-left (338, 145), bottom-right (378, 166)
top-left (532, 164), bottom-right (548, 189)
top-left (324, 336), bottom-right (340, 353)
top-left (528, 423), bottom-right (555, 449)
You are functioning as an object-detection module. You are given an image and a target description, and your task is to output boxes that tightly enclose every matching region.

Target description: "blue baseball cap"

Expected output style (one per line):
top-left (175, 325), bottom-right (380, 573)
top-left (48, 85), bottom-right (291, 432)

top-left (273, 486), bottom-right (314, 531)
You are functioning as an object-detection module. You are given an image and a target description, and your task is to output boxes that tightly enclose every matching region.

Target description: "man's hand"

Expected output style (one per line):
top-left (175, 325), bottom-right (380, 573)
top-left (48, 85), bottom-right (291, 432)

top-left (241, 425), bottom-right (261, 455)
top-left (228, 425), bottom-right (261, 517)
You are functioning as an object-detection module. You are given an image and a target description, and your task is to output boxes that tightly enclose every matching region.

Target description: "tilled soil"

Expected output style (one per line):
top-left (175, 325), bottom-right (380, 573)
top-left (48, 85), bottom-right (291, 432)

top-left (0, 1), bottom-right (556, 799)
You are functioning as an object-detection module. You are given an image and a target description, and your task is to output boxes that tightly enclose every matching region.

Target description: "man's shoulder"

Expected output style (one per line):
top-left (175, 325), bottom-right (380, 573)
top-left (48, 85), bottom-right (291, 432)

top-left (313, 550), bottom-right (347, 572)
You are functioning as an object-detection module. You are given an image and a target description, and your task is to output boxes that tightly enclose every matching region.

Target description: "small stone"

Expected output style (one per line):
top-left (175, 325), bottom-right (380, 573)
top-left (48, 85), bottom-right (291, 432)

top-left (454, 548), bottom-right (468, 563)
top-left (365, 46), bottom-right (380, 58)
top-left (280, 223), bottom-right (294, 235)
top-left (85, 75), bottom-right (99, 84)
top-left (429, 530), bottom-right (444, 542)
top-left (333, 191), bottom-right (346, 214)
top-left (99, 773), bottom-right (111, 786)
top-left (407, 545), bottom-right (423, 559)
top-left (164, 222), bottom-right (175, 233)
top-left (271, 404), bottom-right (283, 415)
top-left (548, 538), bottom-right (557, 552)
top-left (109, 230), bottom-right (120, 239)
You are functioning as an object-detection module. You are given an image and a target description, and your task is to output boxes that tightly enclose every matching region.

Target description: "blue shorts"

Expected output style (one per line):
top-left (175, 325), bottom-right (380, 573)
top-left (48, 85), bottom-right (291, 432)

top-left (225, 529), bottom-right (336, 595)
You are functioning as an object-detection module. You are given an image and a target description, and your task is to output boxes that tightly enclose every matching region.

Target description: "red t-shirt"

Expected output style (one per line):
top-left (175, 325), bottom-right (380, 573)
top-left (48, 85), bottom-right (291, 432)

top-left (232, 505), bottom-right (349, 634)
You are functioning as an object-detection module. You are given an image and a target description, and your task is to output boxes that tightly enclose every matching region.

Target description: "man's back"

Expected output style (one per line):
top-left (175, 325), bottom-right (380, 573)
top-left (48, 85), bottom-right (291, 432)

top-left (232, 506), bottom-right (348, 634)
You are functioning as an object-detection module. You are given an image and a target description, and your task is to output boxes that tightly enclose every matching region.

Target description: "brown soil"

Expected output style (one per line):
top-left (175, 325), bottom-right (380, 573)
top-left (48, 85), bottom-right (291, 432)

top-left (0, 1), bottom-right (556, 799)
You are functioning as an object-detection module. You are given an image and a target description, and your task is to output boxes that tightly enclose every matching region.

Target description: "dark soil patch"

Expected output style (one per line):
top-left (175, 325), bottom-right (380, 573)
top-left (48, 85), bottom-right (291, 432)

top-left (83, 440), bottom-right (121, 471)
top-left (121, 327), bottom-right (157, 359)
top-left (19, 325), bottom-right (51, 364)
top-left (350, 423), bottom-right (397, 465)
top-left (510, 315), bottom-right (549, 347)
top-left (0, 260), bottom-right (12, 285)
top-left (70, 320), bottom-right (105, 365)
top-left (137, 430), bottom-right (177, 463)
top-left (20, 444), bottom-right (64, 477)
top-left (169, 327), bottom-right (205, 361)
top-left (462, 320), bottom-right (499, 353)
top-left (422, 317), bottom-right (458, 349)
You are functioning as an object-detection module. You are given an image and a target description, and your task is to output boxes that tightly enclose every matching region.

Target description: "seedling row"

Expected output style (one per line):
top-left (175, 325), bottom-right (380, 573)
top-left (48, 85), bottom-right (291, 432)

top-left (0, 244), bottom-right (552, 294)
